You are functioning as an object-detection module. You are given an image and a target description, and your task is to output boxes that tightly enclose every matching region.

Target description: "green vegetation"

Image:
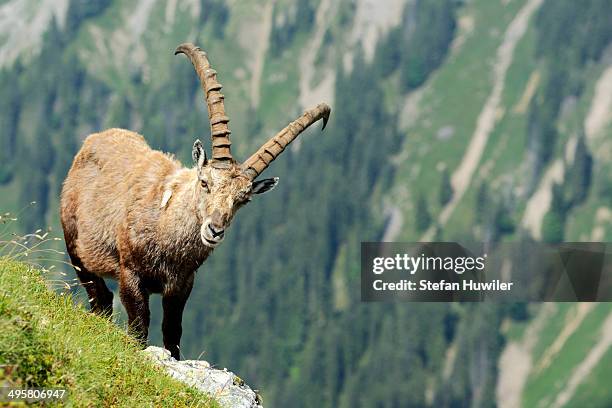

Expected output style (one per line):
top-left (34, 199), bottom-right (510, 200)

top-left (568, 347), bottom-right (612, 407)
top-left (269, 0), bottom-right (316, 57)
top-left (522, 0), bottom-right (608, 241)
top-left (390, 0), bottom-right (526, 242)
top-left (522, 304), bottom-right (612, 408)
top-left (438, 168), bottom-right (453, 206)
top-left (1, 0), bottom-right (611, 406)
top-left (0, 258), bottom-right (218, 407)
top-left (415, 194), bottom-right (432, 232)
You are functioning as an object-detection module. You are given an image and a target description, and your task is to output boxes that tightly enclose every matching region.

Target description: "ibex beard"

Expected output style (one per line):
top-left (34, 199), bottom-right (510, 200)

top-left (59, 43), bottom-right (330, 360)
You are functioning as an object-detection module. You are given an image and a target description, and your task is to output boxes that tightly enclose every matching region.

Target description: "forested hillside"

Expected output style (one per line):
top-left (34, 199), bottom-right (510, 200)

top-left (0, 0), bottom-right (611, 406)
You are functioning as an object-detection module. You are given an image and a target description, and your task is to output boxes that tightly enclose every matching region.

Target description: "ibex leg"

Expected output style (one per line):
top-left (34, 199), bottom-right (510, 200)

top-left (119, 268), bottom-right (150, 347)
top-left (162, 276), bottom-right (193, 360)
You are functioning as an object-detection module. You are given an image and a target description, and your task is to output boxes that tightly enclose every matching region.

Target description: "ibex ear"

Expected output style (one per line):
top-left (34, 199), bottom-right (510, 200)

top-left (192, 139), bottom-right (207, 168)
top-left (252, 177), bottom-right (279, 194)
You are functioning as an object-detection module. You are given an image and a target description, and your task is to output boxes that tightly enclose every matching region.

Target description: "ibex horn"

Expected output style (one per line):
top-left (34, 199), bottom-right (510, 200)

top-left (175, 43), bottom-right (233, 165)
top-left (242, 103), bottom-right (331, 179)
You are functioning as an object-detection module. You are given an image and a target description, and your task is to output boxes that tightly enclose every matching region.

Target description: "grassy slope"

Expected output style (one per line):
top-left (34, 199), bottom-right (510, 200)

top-left (390, 0), bottom-right (526, 239)
top-left (1, 0), bottom-right (610, 405)
top-left (502, 303), bottom-right (612, 407)
top-left (387, 0), bottom-right (611, 243)
top-left (0, 258), bottom-right (218, 407)
top-left (569, 346), bottom-right (612, 407)
top-left (525, 303), bottom-right (612, 407)
top-left (562, 60), bottom-right (612, 241)
top-left (397, 0), bottom-right (612, 402)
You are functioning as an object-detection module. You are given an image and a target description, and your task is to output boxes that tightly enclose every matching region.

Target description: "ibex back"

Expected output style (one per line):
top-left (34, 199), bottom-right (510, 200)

top-left (60, 43), bottom-right (331, 360)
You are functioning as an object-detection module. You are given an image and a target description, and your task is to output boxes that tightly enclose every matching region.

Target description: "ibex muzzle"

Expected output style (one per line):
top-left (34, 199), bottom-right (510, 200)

top-left (60, 42), bottom-right (330, 360)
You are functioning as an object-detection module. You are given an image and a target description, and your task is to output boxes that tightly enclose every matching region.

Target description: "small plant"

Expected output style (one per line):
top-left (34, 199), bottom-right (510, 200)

top-left (0, 204), bottom-right (77, 293)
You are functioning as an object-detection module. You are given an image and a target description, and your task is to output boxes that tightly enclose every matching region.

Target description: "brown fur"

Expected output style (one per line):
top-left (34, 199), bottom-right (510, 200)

top-left (61, 43), bottom-right (330, 360)
top-left (60, 128), bottom-right (254, 359)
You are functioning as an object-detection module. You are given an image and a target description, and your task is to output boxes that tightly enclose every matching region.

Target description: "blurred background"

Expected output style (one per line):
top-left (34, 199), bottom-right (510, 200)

top-left (0, 0), bottom-right (611, 406)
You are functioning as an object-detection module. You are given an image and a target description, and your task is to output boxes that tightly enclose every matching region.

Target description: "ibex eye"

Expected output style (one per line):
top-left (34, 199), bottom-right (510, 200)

top-left (201, 180), bottom-right (209, 190)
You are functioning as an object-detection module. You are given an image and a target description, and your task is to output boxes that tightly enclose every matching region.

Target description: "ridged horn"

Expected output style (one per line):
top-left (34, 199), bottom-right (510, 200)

top-left (242, 103), bottom-right (331, 179)
top-left (175, 43), bottom-right (233, 164)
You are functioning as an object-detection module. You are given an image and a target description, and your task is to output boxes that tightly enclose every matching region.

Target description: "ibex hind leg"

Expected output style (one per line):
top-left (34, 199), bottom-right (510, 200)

top-left (74, 264), bottom-right (114, 316)
top-left (119, 267), bottom-right (150, 348)
top-left (60, 202), bottom-right (113, 316)
top-left (62, 214), bottom-right (114, 316)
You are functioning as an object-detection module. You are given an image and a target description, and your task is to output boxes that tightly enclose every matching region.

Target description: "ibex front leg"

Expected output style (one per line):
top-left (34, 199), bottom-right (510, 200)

top-left (119, 267), bottom-right (150, 347)
top-left (162, 276), bottom-right (194, 360)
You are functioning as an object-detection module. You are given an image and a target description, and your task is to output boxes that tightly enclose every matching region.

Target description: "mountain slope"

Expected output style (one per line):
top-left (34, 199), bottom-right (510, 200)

top-left (0, 258), bottom-right (218, 407)
top-left (0, 0), bottom-right (610, 406)
top-left (499, 303), bottom-right (612, 408)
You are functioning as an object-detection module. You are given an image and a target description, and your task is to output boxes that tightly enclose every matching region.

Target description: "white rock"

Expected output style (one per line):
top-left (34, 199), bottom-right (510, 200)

top-left (142, 346), bottom-right (262, 408)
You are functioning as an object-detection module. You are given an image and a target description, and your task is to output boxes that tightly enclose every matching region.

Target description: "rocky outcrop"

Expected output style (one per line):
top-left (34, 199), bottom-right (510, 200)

top-left (142, 346), bottom-right (262, 408)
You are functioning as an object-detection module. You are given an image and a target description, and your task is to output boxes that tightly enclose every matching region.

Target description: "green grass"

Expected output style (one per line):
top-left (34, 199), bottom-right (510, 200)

top-left (522, 303), bottom-right (612, 408)
top-left (503, 316), bottom-right (530, 343)
top-left (531, 303), bottom-right (573, 358)
top-left (0, 258), bottom-right (218, 407)
top-left (568, 346), bottom-right (612, 407)
top-left (391, 0), bottom-right (528, 239)
top-left (563, 84), bottom-right (612, 242)
top-left (442, 18), bottom-right (537, 239)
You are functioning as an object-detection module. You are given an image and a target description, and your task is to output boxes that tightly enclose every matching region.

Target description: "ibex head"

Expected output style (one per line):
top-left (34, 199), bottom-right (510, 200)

top-left (175, 43), bottom-right (330, 248)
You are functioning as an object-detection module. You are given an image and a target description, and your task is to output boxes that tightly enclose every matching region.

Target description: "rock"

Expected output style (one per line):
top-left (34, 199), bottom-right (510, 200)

top-left (436, 125), bottom-right (455, 140)
top-left (142, 346), bottom-right (262, 408)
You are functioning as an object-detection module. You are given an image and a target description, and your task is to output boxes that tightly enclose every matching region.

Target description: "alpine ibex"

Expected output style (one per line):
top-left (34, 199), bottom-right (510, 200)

top-left (60, 43), bottom-right (331, 359)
